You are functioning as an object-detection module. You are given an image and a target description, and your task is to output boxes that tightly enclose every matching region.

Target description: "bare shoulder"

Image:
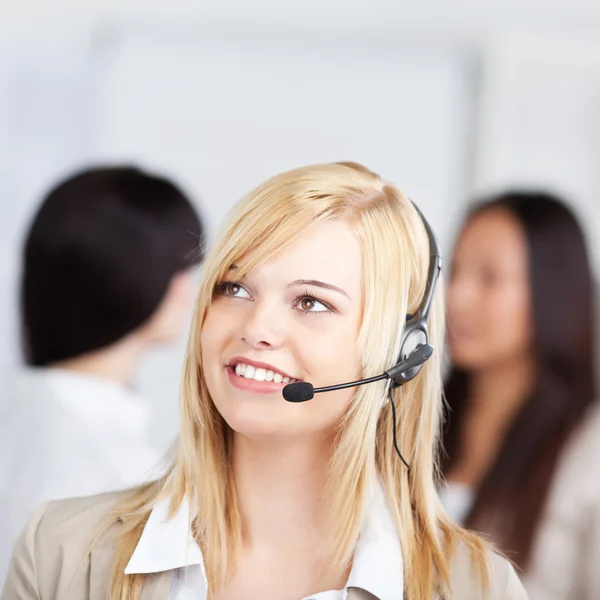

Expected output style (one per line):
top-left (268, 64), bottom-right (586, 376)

top-left (2, 491), bottom-right (131, 600)
top-left (449, 542), bottom-right (529, 600)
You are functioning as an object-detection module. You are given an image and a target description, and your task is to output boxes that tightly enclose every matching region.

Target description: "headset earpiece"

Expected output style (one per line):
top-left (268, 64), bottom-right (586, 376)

top-left (390, 317), bottom-right (429, 388)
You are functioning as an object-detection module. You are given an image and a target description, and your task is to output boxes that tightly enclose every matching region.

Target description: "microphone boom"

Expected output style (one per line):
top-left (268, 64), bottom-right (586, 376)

top-left (282, 344), bottom-right (434, 404)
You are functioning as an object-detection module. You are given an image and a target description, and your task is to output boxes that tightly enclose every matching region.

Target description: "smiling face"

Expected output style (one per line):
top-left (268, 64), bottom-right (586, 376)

top-left (200, 219), bottom-right (364, 440)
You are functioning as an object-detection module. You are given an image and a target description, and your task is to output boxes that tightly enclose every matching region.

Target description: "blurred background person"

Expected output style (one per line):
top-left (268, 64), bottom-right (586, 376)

top-left (0, 166), bottom-right (204, 581)
top-left (441, 191), bottom-right (600, 599)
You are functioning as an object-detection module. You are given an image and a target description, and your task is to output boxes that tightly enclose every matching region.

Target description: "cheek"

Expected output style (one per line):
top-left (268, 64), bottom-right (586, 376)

top-left (480, 285), bottom-right (533, 358)
top-left (200, 308), bottom-right (242, 424)
top-left (300, 317), bottom-right (362, 383)
top-left (200, 309), bottom-right (232, 376)
top-left (199, 314), bottom-right (216, 361)
top-left (293, 318), bottom-right (362, 428)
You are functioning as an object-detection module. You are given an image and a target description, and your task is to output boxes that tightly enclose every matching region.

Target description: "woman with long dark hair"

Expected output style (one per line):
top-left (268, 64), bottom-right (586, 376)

top-left (442, 191), bottom-right (600, 599)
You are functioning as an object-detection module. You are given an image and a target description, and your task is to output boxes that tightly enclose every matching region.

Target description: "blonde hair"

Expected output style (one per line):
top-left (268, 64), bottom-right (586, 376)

top-left (107, 162), bottom-right (489, 599)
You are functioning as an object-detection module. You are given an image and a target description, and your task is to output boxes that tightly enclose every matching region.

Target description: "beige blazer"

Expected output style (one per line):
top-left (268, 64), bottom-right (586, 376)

top-left (1, 492), bottom-right (527, 600)
top-left (523, 404), bottom-right (600, 599)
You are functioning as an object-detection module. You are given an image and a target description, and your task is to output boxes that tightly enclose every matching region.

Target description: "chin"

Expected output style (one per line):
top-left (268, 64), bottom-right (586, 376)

top-left (226, 419), bottom-right (297, 441)
top-left (219, 401), bottom-right (290, 439)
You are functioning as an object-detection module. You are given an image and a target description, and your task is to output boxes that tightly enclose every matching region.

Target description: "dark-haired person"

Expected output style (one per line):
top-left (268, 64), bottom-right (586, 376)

top-left (441, 191), bottom-right (600, 599)
top-left (0, 166), bottom-right (204, 582)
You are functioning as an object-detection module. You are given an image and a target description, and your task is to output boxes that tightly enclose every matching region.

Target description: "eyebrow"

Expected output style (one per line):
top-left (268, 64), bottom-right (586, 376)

top-left (229, 267), bottom-right (351, 300)
top-left (286, 279), bottom-right (351, 300)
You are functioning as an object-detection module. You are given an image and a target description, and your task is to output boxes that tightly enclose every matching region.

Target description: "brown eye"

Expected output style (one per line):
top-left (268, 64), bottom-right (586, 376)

top-left (226, 282), bottom-right (241, 296)
top-left (300, 297), bottom-right (315, 311)
top-left (215, 281), bottom-right (251, 299)
top-left (294, 295), bottom-right (331, 313)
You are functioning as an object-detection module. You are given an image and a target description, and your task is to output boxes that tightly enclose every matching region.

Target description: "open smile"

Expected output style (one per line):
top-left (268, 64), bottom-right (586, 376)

top-left (226, 357), bottom-right (301, 394)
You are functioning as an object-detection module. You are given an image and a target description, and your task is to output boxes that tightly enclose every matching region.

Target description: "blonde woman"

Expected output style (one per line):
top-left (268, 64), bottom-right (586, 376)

top-left (2, 163), bottom-right (527, 600)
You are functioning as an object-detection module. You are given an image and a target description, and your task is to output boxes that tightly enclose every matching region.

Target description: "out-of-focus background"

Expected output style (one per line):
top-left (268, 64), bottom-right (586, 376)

top-left (4, 4), bottom-right (600, 596)
top-left (2, 0), bottom-right (600, 452)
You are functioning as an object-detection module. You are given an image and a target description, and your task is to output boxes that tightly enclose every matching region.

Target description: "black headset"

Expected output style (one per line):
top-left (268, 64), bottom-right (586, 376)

top-left (379, 203), bottom-right (442, 468)
top-left (386, 202), bottom-right (442, 388)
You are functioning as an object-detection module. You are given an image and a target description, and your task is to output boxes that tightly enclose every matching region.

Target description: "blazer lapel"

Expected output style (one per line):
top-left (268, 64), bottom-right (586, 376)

top-left (89, 547), bottom-right (171, 600)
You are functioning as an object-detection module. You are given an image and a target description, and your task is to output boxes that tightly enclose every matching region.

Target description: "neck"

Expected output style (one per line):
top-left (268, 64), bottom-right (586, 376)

top-left (232, 434), bottom-right (332, 550)
top-left (469, 352), bottom-right (536, 421)
top-left (49, 333), bottom-right (147, 386)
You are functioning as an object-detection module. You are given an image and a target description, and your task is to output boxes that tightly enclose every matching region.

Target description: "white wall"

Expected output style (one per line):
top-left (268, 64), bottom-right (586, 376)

top-left (5, 0), bottom-right (600, 45)
top-left (473, 32), bottom-right (600, 269)
top-left (0, 48), bottom-right (97, 374)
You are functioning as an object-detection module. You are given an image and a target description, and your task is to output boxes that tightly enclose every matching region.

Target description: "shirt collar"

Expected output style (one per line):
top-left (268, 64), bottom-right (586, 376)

top-left (125, 480), bottom-right (403, 600)
top-left (347, 480), bottom-right (404, 600)
top-left (125, 495), bottom-right (203, 574)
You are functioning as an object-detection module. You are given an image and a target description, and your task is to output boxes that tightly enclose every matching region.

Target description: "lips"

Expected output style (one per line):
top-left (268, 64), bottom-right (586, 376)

top-left (225, 356), bottom-right (302, 395)
top-left (226, 356), bottom-right (300, 382)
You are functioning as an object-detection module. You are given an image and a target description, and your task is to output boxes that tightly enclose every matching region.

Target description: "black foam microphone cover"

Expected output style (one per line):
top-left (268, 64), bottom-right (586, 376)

top-left (282, 381), bottom-right (315, 403)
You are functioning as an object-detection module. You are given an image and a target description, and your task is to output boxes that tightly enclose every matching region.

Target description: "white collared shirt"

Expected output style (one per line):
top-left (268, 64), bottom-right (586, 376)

top-left (0, 366), bottom-right (163, 583)
top-left (125, 480), bottom-right (404, 600)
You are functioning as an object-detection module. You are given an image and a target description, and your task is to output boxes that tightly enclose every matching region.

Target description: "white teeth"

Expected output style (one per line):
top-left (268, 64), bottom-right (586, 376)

top-left (233, 362), bottom-right (296, 384)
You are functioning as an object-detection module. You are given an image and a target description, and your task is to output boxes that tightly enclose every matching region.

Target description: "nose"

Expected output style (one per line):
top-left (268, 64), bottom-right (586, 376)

top-left (240, 299), bottom-right (286, 350)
